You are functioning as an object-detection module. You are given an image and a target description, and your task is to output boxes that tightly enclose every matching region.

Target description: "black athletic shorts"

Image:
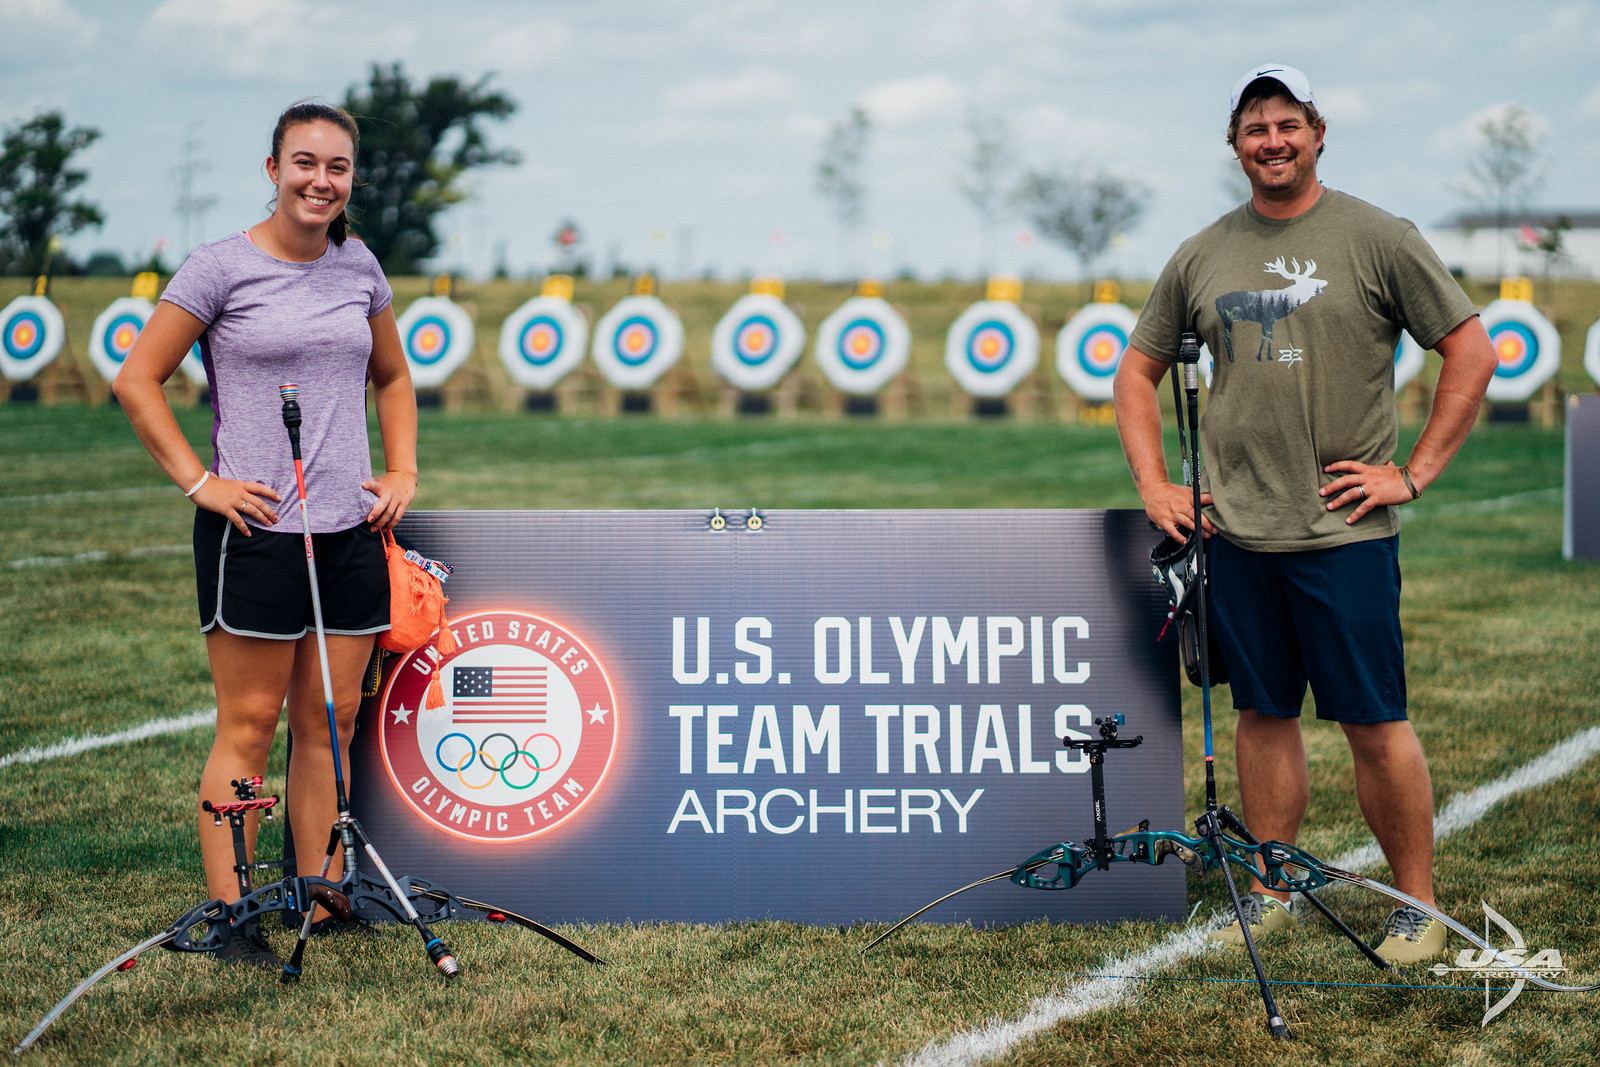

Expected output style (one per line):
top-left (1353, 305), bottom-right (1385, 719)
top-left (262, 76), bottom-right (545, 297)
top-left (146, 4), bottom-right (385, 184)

top-left (194, 509), bottom-right (390, 640)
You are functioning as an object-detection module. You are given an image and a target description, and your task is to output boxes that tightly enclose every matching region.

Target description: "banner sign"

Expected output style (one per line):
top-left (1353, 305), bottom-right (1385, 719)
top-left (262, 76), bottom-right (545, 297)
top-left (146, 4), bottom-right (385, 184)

top-left (397, 296), bottom-right (476, 389)
top-left (1480, 298), bottom-right (1559, 402)
top-left (0, 295), bottom-right (65, 382)
top-left (351, 509), bottom-right (1184, 926)
top-left (1566, 395), bottom-right (1600, 562)
top-left (1056, 303), bottom-right (1136, 401)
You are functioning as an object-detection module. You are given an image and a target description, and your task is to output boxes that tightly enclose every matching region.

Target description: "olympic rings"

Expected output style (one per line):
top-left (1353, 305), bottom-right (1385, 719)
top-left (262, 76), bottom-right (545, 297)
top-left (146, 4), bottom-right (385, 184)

top-left (435, 730), bottom-right (561, 791)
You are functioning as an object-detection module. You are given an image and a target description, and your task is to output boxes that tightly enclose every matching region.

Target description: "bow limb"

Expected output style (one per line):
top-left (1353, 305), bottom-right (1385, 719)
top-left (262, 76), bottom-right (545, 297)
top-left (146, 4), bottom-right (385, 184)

top-left (863, 854), bottom-right (1062, 954)
top-left (1315, 865), bottom-right (1600, 994)
top-left (413, 888), bottom-right (606, 965)
top-left (14, 928), bottom-right (178, 1054)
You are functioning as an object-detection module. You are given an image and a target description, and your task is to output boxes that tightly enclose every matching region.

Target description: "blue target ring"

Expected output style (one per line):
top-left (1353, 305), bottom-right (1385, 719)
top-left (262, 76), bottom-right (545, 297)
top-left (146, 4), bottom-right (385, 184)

top-left (734, 315), bottom-right (780, 365)
top-left (1076, 324), bottom-right (1128, 379)
top-left (966, 320), bottom-right (1015, 373)
top-left (611, 315), bottom-right (659, 367)
top-left (104, 313), bottom-right (145, 365)
top-left (4, 310), bottom-right (47, 360)
top-left (406, 316), bottom-right (451, 366)
top-left (517, 316), bottom-right (565, 366)
top-left (1489, 321), bottom-right (1538, 378)
top-left (836, 319), bottom-right (886, 371)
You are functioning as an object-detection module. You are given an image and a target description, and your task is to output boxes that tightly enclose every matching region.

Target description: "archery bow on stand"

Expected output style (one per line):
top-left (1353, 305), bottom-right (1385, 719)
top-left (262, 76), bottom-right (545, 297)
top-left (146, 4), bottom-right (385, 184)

top-left (13, 388), bottom-right (607, 1056)
top-left (862, 333), bottom-right (1599, 1036)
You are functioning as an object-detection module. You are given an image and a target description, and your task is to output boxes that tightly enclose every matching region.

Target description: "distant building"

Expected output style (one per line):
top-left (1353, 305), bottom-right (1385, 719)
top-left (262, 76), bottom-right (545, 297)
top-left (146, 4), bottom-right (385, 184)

top-left (1423, 210), bottom-right (1600, 281)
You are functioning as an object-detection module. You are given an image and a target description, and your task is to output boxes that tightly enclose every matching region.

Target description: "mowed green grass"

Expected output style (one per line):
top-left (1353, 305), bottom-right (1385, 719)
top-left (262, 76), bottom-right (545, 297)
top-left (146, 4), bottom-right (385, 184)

top-left (2, 403), bottom-right (1599, 1065)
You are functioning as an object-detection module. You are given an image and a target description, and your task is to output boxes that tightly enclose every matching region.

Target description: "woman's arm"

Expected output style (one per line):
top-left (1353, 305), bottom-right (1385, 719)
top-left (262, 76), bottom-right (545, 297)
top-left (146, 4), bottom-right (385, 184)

top-left (361, 305), bottom-right (418, 530)
top-left (113, 302), bottom-right (281, 534)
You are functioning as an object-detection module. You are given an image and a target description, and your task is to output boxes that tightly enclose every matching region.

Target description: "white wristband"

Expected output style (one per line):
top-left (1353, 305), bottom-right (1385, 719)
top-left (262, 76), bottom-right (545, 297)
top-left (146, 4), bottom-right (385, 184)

top-left (184, 471), bottom-right (211, 498)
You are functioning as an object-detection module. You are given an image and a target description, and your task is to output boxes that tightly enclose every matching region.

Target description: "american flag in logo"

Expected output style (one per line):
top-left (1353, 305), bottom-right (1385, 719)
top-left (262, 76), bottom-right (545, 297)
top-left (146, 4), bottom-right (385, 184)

top-left (450, 665), bottom-right (548, 723)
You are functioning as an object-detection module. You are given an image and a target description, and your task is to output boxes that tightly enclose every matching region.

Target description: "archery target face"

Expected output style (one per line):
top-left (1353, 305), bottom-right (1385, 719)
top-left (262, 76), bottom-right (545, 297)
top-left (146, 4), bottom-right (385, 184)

top-left (88, 297), bottom-right (156, 383)
top-left (1480, 298), bottom-right (1560, 402)
top-left (499, 295), bottom-right (589, 390)
top-left (397, 296), bottom-right (476, 389)
top-left (591, 295), bottom-right (684, 389)
top-left (1394, 331), bottom-right (1426, 391)
top-left (0, 295), bottom-right (65, 382)
top-left (813, 297), bottom-right (910, 395)
top-left (944, 300), bottom-right (1039, 398)
top-left (1585, 317), bottom-right (1600, 389)
top-left (711, 293), bottom-right (805, 391)
top-left (1056, 303), bottom-right (1138, 401)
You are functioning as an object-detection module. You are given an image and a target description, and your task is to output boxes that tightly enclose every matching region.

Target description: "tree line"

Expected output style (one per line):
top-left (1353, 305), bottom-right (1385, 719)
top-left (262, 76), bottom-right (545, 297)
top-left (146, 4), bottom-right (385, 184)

top-left (0, 67), bottom-right (1555, 281)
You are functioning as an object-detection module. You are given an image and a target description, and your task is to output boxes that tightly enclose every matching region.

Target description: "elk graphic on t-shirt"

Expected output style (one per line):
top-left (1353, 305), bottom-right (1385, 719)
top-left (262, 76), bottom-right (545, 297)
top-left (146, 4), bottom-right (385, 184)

top-left (1214, 257), bottom-right (1327, 362)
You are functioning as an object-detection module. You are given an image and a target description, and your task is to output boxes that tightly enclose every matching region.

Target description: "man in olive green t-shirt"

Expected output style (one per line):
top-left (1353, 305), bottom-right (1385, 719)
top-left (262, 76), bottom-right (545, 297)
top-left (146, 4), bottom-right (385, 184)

top-left (1113, 63), bottom-right (1497, 964)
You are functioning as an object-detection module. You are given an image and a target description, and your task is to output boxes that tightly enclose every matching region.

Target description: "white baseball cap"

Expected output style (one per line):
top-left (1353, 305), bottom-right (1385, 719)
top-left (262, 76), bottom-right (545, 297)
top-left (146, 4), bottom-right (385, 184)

top-left (1230, 63), bottom-right (1316, 112)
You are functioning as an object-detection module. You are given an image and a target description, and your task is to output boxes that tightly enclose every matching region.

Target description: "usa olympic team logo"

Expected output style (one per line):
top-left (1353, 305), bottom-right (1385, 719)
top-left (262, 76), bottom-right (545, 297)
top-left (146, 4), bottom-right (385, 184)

top-left (0, 295), bottom-right (65, 382)
top-left (1479, 298), bottom-right (1560, 403)
top-left (1056, 303), bottom-right (1137, 401)
top-left (711, 293), bottom-right (805, 391)
top-left (396, 296), bottom-right (476, 389)
top-left (813, 297), bottom-right (909, 395)
top-left (499, 295), bottom-right (589, 390)
top-left (591, 295), bottom-right (683, 389)
top-left (944, 299), bottom-right (1039, 398)
top-left (379, 609), bottom-right (619, 843)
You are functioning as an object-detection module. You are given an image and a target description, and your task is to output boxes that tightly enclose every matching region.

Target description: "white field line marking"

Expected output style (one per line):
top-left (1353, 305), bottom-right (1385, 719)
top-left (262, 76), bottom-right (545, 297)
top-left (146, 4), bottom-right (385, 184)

top-left (0, 709), bottom-right (217, 771)
top-left (901, 722), bottom-right (1600, 1067)
top-left (1400, 486), bottom-right (1559, 524)
top-left (9, 543), bottom-right (188, 569)
top-left (0, 486), bottom-right (173, 509)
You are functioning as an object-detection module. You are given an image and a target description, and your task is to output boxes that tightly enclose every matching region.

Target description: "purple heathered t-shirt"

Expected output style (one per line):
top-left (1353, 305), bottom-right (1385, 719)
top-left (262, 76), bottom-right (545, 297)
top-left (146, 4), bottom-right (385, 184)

top-left (161, 231), bottom-right (394, 534)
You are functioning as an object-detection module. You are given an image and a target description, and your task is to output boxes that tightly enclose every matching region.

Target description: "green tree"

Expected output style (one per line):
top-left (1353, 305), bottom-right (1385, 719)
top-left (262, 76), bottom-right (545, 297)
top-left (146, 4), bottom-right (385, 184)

top-left (1013, 168), bottom-right (1148, 291)
top-left (0, 112), bottom-right (103, 276)
top-left (1458, 103), bottom-right (1544, 279)
top-left (815, 105), bottom-right (870, 276)
top-left (343, 63), bottom-right (519, 275)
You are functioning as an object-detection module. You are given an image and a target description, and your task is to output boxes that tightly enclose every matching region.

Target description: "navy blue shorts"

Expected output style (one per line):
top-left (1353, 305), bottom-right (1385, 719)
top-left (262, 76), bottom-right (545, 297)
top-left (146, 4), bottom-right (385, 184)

top-left (1209, 534), bottom-right (1406, 724)
top-left (194, 509), bottom-right (389, 640)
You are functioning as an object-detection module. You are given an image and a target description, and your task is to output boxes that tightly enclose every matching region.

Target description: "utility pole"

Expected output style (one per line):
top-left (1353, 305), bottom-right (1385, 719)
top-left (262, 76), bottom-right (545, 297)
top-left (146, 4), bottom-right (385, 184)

top-left (175, 123), bottom-right (217, 257)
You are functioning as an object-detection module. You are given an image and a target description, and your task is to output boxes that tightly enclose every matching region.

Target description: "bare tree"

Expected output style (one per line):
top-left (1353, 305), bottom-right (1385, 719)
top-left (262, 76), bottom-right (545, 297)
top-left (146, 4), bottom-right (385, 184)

top-left (1013, 168), bottom-right (1149, 291)
top-left (815, 106), bottom-right (870, 277)
top-left (955, 113), bottom-right (1017, 275)
top-left (1458, 103), bottom-right (1545, 279)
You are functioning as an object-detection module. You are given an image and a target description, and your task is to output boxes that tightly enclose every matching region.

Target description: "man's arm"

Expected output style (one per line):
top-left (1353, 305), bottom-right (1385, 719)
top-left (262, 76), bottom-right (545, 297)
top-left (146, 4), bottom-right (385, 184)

top-left (1321, 316), bottom-right (1497, 522)
top-left (1113, 344), bottom-right (1214, 542)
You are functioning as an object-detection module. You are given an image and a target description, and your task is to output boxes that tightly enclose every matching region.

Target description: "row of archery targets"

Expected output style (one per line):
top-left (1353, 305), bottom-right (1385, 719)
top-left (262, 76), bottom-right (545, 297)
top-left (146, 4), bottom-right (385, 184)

top-left (1, 273), bottom-right (1594, 410)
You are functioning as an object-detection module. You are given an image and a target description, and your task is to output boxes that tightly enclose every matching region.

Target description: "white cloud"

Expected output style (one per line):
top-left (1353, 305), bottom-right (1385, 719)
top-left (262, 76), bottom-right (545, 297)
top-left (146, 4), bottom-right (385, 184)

top-left (1429, 101), bottom-right (1551, 155)
top-left (664, 67), bottom-right (802, 113)
top-left (1581, 84), bottom-right (1600, 121)
top-left (857, 74), bottom-right (965, 129)
top-left (0, 0), bottom-right (97, 69)
top-left (1511, 2), bottom-right (1600, 68)
top-left (468, 18), bottom-right (575, 74)
top-left (1316, 87), bottom-right (1369, 125)
top-left (143, 0), bottom-right (338, 80)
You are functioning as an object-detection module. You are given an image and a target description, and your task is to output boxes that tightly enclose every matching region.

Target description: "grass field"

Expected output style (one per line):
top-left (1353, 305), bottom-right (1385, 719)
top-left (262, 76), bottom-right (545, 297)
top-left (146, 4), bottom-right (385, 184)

top-left (2, 403), bottom-right (1599, 1065)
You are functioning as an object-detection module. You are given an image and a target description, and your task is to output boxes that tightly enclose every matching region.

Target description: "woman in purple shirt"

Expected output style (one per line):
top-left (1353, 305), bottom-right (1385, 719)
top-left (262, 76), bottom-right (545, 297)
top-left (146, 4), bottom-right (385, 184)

top-left (115, 103), bottom-right (416, 959)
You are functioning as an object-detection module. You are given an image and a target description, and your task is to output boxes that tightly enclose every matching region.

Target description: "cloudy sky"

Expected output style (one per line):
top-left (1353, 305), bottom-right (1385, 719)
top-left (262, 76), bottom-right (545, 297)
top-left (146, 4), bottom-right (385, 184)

top-left (5, 0), bottom-right (1599, 280)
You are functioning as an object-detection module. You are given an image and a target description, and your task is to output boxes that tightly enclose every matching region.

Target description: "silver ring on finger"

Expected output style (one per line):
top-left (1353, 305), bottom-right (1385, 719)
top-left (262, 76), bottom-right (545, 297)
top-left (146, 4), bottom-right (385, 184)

top-left (1357, 485), bottom-right (1366, 499)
